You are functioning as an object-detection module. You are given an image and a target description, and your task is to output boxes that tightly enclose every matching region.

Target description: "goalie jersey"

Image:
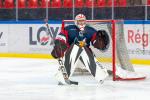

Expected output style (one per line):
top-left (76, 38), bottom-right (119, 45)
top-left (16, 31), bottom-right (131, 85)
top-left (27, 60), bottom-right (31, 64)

top-left (57, 25), bottom-right (97, 47)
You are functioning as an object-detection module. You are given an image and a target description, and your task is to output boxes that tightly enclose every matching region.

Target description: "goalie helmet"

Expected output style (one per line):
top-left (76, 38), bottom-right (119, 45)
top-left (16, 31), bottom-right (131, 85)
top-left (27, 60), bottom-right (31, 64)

top-left (75, 14), bottom-right (86, 31)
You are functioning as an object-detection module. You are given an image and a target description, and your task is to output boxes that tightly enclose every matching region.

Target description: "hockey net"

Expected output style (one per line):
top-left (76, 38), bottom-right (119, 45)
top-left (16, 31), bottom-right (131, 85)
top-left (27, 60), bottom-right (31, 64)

top-left (62, 20), bottom-right (146, 81)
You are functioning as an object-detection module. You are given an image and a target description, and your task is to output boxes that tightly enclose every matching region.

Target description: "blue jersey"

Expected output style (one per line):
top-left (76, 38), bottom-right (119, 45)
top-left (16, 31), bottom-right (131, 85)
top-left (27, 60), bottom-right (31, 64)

top-left (57, 25), bottom-right (97, 47)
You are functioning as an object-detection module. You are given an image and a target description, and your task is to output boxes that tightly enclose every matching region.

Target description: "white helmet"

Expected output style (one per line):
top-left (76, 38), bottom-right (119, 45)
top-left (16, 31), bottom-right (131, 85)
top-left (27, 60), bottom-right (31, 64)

top-left (75, 14), bottom-right (86, 31)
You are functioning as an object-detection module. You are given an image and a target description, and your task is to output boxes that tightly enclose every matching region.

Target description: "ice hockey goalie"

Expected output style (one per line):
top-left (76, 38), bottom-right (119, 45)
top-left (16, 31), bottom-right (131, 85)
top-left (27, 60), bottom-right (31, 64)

top-left (51, 14), bottom-right (146, 85)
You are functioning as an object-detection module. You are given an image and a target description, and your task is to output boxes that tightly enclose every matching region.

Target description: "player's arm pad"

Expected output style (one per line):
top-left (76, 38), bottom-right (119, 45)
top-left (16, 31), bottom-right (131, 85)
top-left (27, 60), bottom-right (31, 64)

top-left (93, 30), bottom-right (110, 52)
top-left (51, 39), bottom-right (68, 58)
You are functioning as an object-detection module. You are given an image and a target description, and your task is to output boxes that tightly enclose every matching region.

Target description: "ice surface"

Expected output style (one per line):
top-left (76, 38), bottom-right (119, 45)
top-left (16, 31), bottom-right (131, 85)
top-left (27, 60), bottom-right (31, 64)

top-left (0, 58), bottom-right (150, 100)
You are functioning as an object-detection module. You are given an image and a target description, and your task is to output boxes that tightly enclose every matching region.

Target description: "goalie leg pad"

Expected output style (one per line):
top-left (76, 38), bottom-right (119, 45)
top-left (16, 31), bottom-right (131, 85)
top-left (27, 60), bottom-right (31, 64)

top-left (64, 44), bottom-right (82, 77)
top-left (55, 69), bottom-right (68, 85)
top-left (80, 47), bottom-right (109, 82)
top-left (55, 69), bottom-right (78, 85)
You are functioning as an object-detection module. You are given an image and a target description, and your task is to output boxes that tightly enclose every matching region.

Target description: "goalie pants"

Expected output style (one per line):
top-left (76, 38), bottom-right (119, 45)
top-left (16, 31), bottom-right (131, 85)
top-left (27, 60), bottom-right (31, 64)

top-left (64, 44), bottom-right (108, 82)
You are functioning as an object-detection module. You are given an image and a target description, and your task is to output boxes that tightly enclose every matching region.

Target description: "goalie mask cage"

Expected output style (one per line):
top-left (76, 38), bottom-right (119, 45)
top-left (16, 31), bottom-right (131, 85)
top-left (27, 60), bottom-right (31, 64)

top-left (62, 20), bottom-right (146, 81)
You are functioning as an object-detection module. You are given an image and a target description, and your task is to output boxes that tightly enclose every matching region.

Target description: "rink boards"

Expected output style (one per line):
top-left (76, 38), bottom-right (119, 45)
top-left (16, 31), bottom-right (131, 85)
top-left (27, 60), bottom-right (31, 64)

top-left (0, 20), bottom-right (149, 65)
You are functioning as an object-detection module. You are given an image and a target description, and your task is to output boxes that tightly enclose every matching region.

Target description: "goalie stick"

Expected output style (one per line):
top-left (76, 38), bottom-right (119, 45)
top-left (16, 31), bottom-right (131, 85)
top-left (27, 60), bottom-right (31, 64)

top-left (45, 19), bottom-right (78, 85)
